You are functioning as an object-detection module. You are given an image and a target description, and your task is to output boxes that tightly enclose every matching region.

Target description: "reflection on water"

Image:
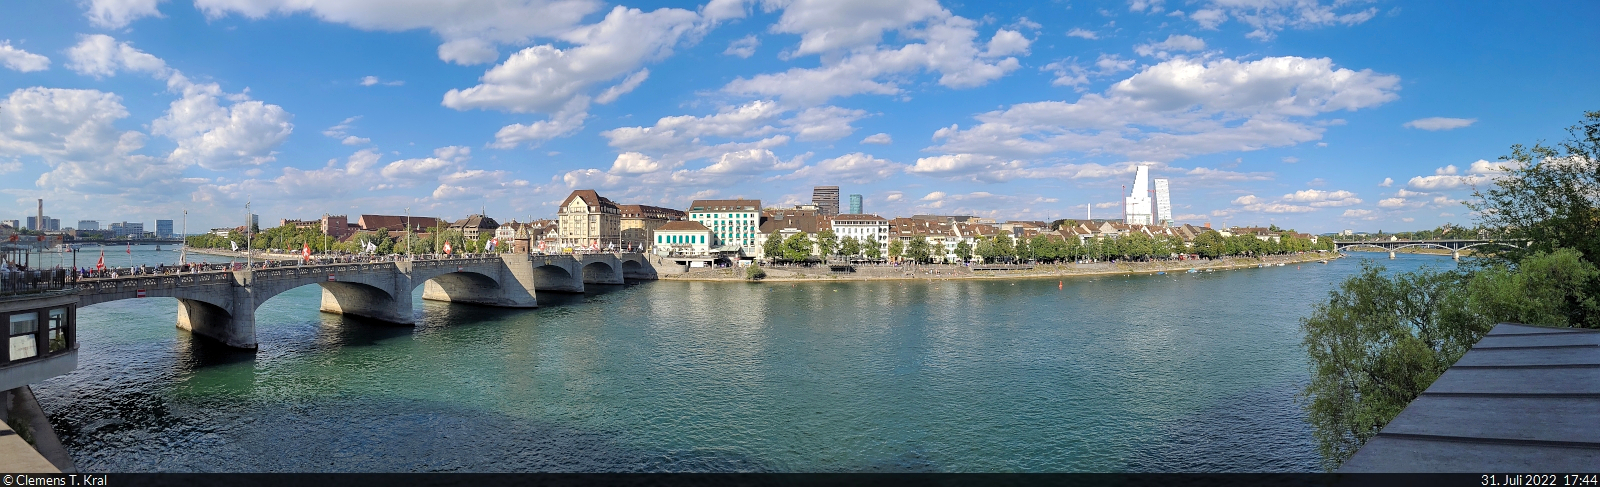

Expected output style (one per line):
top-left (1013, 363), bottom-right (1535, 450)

top-left (34, 251), bottom-right (1458, 472)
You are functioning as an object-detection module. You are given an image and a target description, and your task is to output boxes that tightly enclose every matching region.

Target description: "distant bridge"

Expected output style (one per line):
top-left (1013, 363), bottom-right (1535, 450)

top-left (1333, 239), bottom-right (1522, 260)
top-left (74, 252), bottom-right (656, 349)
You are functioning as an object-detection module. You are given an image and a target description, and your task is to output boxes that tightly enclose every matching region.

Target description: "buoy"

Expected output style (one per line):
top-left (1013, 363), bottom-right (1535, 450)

top-left (1058, 280), bottom-right (1063, 289)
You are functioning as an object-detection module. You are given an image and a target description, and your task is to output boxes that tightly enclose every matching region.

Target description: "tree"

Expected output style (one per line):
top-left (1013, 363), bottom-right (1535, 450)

top-left (1030, 235), bottom-right (1054, 262)
top-left (954, 240), bottom-right (973, 262)
top-left (816, 230), bottom-right (839, 259)
top-left (864, 236), bottom-right (883, 260)
top-left (840, 237), bottom-right (861, 259)
top-left (994, 234), bottom-right (1015, 261)
top-left (973, 237), bottom-right (994, 263)
top-left (763, 233), bottom-right (784, 262)
top-left (745, 264), bottom-right (767, 280)
top-left (906, 236), bottom-right (932, 263)
top-left (1470, 110), bottom-right (1600, 266)
top-left (1015, 235), bottom-right (1033, 262)
top-left (888, 239), bottom-right (904, 262)
top-left (783, 232), bottom-right (814, 262)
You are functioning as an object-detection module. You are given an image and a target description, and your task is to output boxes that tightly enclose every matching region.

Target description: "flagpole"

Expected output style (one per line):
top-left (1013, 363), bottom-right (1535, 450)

top-left (246, 201), bottom-right (253, 270)
top-left (179, 209), bottom-right (188, 266)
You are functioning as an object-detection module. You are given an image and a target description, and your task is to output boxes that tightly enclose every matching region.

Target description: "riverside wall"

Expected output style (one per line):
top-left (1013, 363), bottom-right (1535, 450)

top-left (665, 251), bottom-right (1343, 282)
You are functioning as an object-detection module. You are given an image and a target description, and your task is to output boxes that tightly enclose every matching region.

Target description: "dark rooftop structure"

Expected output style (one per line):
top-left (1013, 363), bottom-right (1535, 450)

top-left (1339, 323), bottom-right (1600, 472)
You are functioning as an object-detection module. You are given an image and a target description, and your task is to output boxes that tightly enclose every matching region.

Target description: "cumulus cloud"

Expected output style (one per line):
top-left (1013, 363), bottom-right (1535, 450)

top-left (932, 56), bottom-right (1401, 162)
top-left (785, 152), bottom-right (905, 183)
top-left (608, 152), bottom-right (664, 174)
top-left (1066, 28), bottom-right (1098, 40)
top-left (360, 75), bottom-right (403, 86)
top-left (1342, 209), bottom-right (1376, 219)
top-left (1379, 177), bottom-right (1393, 187)
top-left (1185, 0), bottom-right (1378, 40)
top-left (379, 145), bottom-right (471, 183)
top-left (1404, 117), bottom-right (1476, 131)
top-left (491, 96), bottom-right (590, 148)
top-left (0, 87), bottom-right (181, 197)
top-left (1280, 189), bottom-right (1362, 207)
top-left (724, 34), bottom-right (760, 58)
top-left (188, 0), bottom-right (603, 65)
top-left (0, 41), bottom-right (50, 72)
top-left (861, 133), bottom-right (892, 144)
top-left (67, 34), bottom-right (171, 79)
top-left (1133, 34), bottom-right (1205, 58)
top-left (1405, 160), bottom-right (1510, 190)
top-left (724, 5), bottom-right (1026, 104)
top-left (1231, 193), bottom-right (1316, 213)
top-left (82, 0), bottom-right (164, 29)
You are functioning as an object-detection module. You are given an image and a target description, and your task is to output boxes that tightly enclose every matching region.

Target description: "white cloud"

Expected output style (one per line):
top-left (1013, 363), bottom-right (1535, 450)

top-left (907, 153), bottom-right (1023, 182)
top-left (724, 34), bottom-right (760, 58)
top-left (1342, 209), bottom-right (1376, 220)
top-left (0, 159), bottom-right (20, 174)
top-left (190, 0), bottom-right (603, 65)
top-left (66, 34), bottom-right (171, 79)
top-left (1129, 0), bottom-right (1165, 13)
top-left (1379, 177), bottom-right (1393, 187)
top-left (861, 133), bottom-right (892, 144)
top-left (886, 192), bottom-right (904, 201)
top-left (1404, 117), bottom-right (1476, 131)
top-left (1280, 189), bottom-right (1361, 207)
top-left (784, 106), bottom-right (868, 142)
top-left (0, 41), bottom-right (50, 72)
top-left (724, 10), bottom-right (1025, 104)
top-left (1066, 28), bottom-right (1098, 40)
top-left (595, 69), bottom-right (650, 104)
top-left (1187, 0), bottom-right (1378, 40)
top-left (1281, 156), bottom-right (1299, 163)
top-left (608, 152), bottom-right (664, 174)
top-left (380, 145), bottom-right (471, 183)
top-left (1405, 160), bottom-right (1510, 190)
top-left (922, 191), bottom-right (946, 201)
top-left (785, 152), bottom-right (905, 183)
top-left (491, 96), bottom-right (591, 149)
top-left (152, 78), bottom-right (295, 170)
top-left (1231, 193), bottom-right (1316, 213)
top-left (83, 0), bottom-right (164, 29)
top-left (341, 136), bottom-right (370, 145)
top-left (0, 87), bottom-right (184, 198)
top-left (1133, 34), bottom-right (1205, 58)
top-left (932, 56), bottom-right (1401, 161)
top-left (360, 75), bottom-right (403, 86)
top-left (669, 148), bottom-right (804, 185)
top-left (443, 7), bottom-right (699, 114)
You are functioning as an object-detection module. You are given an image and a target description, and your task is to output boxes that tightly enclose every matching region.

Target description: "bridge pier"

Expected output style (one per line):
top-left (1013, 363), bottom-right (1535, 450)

top-left (319, 281), bottom-right (414, 324)
top-left (1389, 251), bottom-right (1396, 259)
top-left (174, 273), bottom-right (259, 349)
top-left (1453, 250), bottom-right (1460, 261)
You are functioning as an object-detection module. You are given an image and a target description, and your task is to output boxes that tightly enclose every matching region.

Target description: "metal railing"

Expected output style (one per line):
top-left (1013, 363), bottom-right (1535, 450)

top-left (0, 269), bottom-right (70, 296)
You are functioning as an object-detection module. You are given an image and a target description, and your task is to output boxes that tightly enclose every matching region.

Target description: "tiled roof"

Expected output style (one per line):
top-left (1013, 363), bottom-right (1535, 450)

top-left (689, 199), bottom-right (761, 211)
top-left (832, 214), bottom-right (888, 222)
top-left (561, 189), bottom-right (618, 210)
top-left (357, 215), bottom-right (441, 231)
top-left (657, 221), bottom-right (709, 232)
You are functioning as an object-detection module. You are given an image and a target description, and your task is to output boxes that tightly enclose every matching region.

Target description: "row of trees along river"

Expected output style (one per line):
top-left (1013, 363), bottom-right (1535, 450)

top-left (186, 224), bottom-right (506, 255)
top-left (761, 228), bottom-right (1335, 264)
top-left (1301, 110), bottom-right (1600, 470)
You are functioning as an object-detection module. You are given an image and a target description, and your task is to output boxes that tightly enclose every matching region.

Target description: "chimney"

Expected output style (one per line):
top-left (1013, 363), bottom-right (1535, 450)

top-left (37, 198), bottom-right (43, 232)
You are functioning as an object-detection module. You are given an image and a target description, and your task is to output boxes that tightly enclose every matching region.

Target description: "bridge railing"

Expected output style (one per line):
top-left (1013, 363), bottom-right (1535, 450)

top-left (0, 269), bottom-right (70, 296)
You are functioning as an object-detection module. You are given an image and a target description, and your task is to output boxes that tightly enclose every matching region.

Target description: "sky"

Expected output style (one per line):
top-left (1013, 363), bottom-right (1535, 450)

top-left (1, 0), bottom-right (1596, 233)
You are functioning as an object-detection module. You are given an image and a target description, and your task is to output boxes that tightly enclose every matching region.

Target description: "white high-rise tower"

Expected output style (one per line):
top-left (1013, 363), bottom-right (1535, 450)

top-left (1124, 165), bottom-right (1153, 225)
top-left (1153, 178), bottom-right (1172, 226)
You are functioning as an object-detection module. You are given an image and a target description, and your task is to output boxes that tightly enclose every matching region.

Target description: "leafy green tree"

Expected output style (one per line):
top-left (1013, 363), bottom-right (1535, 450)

top-left (1015, 235), bottom-right (1033, 262)
top-left (1471, 111), bottom-right (1600, 266)
top-left (906, 236), bottom-right (932, 263)
top-left (994, 234), bottom-right (1015, 261)
top-left (840, 236), bottom-right (861, 259)
top-left (783, 232), bottom-right (814, 262)
top-left (1062, 236), bottom-right (1083, 262)
top-left (954, 240), bottom-right (973, 262)
top-left (864, 236), bottom-right (883, 260)
top-left (974, 237), bottom-right (995, 263)
top-left (816, 229), bottom-right (839, 258)
top-left (763, 233), bottom-right (784, 262)
top-left (1193, 231), bottom-right (1224, 258)
top-left (888, 239), bottom-right (904, 262)
top-left (745, 264), bottom-right (767, 280)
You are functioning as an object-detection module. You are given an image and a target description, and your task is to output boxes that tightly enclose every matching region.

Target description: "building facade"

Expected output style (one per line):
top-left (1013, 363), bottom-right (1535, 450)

top-left (156, 220), bottom-right (174, 238)
top-left (652, 221), bottom-right (713, 255)
top-left (557, 190), bottom-right (622, 250)
top-left (108, 222), bottom-right (143, 238)
top-left (831, 214), bottom-right (889, 256)
top-left (619, 204), bottom-right (686, 252)
top-left (848, 194), bottom-right (863, 215)
top-left (448, 214), bottom-right (500, 241)
top-left (688, 199), bottom-right (761, 254)
top-left (76, 220), bottom-right (98, 231)
top-left (1125, 165), bottom-right (1153, 225)
top-left (1153, 178), bottom-right (1172, 226)
top-left (812, 186), bottom-right (840, 216)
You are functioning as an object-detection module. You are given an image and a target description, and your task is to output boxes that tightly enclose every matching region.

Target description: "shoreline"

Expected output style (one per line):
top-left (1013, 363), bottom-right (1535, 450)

top-left (664, 251), bottom-right (1344, 283)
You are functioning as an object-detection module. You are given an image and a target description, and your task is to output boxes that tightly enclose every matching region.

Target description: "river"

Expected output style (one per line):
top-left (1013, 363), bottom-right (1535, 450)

top-left (29, 247), bottom-right (1457, 472)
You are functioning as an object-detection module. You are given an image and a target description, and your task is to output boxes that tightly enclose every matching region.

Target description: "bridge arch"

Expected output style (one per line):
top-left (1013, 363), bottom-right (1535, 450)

top-left (530, 264), bottom-right (583, 293)
top-left (582, 261), bottom-right (618, 284)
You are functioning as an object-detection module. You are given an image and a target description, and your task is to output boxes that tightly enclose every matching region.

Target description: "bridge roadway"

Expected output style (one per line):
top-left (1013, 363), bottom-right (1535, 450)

top-left (1332, 239), bottom-right (1521, 260)
top-left (73, 252), bottom-right (656, 349)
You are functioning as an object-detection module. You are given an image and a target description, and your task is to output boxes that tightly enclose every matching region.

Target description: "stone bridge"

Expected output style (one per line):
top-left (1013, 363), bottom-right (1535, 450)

top-left (75, 252), bottom-right (655, 349)
top-left (1333, 239), bottom-right (1523, 260)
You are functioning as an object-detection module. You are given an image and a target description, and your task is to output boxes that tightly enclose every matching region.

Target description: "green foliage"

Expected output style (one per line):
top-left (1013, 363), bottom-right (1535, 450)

top-left (1470, 110), bottom-right (1600, 265)
top-left (864, 237), bottom-right (883, 260)
top-left (1468, 249), bottom-right (1600, 328)
top-left (763, 233), bottom-right (784, 261)
top-left (954, 240), bottom-right (973, 262)
top-left (906, 236), bottom-right (932, 263)
top-left (782, 232), bottom-right (814, 262)
top-left (994, 234), bottom-right (1015, 260)
top-left (816, 230), bottom-right (839, 258)
top-left (974, 237), bottom-right (995, 263)
top-left (888, 239), bottom-right (904, 261)
top-left (839, 236), bottom-right (861, 259)
top-left (745, 264), bottom-right (767, 280)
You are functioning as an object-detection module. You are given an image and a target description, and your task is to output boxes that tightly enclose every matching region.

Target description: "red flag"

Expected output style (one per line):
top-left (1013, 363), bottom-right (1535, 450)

top-left (303, 243), bottom-right (311, 261)
top-left (443, 241), bottom-right (453, 255)
top-left (96, 250), bottom-right (105, 270)
top-left (126, 243), bottom-right (132, 254)
top-left (6, 234), bottom-right (16, 242)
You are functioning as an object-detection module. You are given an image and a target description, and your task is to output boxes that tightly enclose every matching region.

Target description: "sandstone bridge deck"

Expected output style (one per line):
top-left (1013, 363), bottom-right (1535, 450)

top-left (73, 252), bottom-right (656, 348)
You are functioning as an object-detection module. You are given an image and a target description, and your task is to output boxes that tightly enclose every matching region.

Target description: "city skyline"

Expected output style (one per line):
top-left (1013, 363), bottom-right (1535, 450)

top-left (0, 1), bottom-right (1595, 232)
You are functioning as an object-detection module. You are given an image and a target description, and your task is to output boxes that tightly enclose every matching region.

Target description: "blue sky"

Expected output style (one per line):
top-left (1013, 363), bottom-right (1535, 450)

top-left (1, 0), bottom-right (1596, 233)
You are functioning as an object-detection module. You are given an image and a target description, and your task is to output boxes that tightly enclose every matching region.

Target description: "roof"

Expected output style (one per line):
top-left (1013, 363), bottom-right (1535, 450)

top-left (831, 214), bottom-right (888, 223)
top-left (1339, 323), bottom-right (1600, 472)
top-left (357, 215), bottom-right (441, 231)
top-left (617, 204), bottom-right (685, 219)
top-left (656, 221), bottom-right (710, 232)
top-left (689, 199), bottom-right (761, 211)
top-left (560, 189), bottom-right (618, 210)
top-left (759, 216), bottom-right (828, 234)
top-left (450, 214), bottom-right (499, 230)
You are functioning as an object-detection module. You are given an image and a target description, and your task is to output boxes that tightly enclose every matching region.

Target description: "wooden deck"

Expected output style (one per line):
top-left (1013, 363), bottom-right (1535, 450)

top-left (1339, 323), bottom-right (1600, 472)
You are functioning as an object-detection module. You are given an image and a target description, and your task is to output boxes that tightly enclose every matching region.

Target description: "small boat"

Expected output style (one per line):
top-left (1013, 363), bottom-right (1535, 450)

top-left (1186, 269), bottom-right (1198, 273)
top-left (1276, 263), bottom-right (1285, 267)
top-left (1319, 260), bottom-right (1328, 264)
top-left (1156, 271), bottom-right (1166, 275)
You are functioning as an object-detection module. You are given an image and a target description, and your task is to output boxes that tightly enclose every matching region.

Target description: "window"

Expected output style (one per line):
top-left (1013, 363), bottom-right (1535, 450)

top-left (48, 308), bottom-right (67, 353)
top-left (9, 312), bottom-right (38, 361)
